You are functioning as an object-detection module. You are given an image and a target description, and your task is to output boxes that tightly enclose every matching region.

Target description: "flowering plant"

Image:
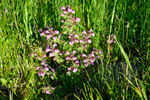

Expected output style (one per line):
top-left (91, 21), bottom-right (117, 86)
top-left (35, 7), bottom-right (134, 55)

top-left (30, 5), bottom-right (103, 94)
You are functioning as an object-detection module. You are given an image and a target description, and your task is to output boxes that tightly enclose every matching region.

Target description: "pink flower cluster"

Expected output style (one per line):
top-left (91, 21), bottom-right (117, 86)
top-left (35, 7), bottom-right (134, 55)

top-left (30, 5), bottom-right (103, 95)
top-left (106, 34), bottom-right (116, 44)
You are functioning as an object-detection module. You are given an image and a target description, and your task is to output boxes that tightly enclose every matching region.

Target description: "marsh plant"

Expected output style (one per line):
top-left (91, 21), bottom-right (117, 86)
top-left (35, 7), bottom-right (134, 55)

top-left (30, 5), bottom-right (103, 95)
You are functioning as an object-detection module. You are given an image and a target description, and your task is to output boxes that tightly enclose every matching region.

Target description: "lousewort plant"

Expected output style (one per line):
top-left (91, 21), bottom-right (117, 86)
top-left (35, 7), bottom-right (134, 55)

top-left (30, 5), bottom-right (103, 95)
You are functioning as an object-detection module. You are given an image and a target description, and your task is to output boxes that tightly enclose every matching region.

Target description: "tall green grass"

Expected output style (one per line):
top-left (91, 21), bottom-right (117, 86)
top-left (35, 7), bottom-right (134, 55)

top-left (0, 0), bottom-right (149, 99)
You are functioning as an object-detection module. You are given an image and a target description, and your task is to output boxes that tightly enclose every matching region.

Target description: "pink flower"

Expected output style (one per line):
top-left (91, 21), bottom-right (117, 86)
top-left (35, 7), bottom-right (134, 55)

top-left (60, 6), bottom-right (65, 10)
top-left (96, 55), bottom-right (99, 58)
top-left (76, 17), bottom-right (80, 22)
top-left (87, 39), bottom-right (91, 43)
top-left (44, 64), bottom-right (47, 67)
top-left (53, 43), bottom-right (57, 48)
top-left (110, 40), bottom-right (113, 43)
top-left (40, 32), bottom-right (45, 36)
top-left (54, 30), bottom-right (59, 34)
top-left (45, 48), bottom-right (51, 53)
top-left (92, 51), bottom-right (95, 54)
top-left (45, 67), bottom-right (49, 71)
top-left (82, 30), bottom-right (86, 34)
top-left (73, 50), bottom-right (76, 54)
top-left (63, 10), bottom-right (68, 14)
top-left (72, 10), bottom-right (75, 14)
top-left (51, 87), bottom-right (55, 90)
top-left (91, 53), bottom-right (95, 57)
top-left (47, 72), bottom-right (50, 75)
top-left (69, 41), bottom-right (74, 45)
top-left (66, 5), bottom-right (71, 8)
top-left (84, 44), bottom-right (87, 47)
top-left (46, 25), bottom-right (50, 29)
top-left (98, 50), bottom-right (102, 54)
top-left (60, 19), bottom-right (64, 23)
top-left (60, 13), bottom-right (65, 17)
top-left (49, 52), bottom-right (54, 57)
top-left (4, 9), bottom-right (8, 12)
top-left (67, 71), bottom-right (70, 74)
top-left (53, 36), bottom-right (56, 40)
top-left (106, 40), bottom-right (109, 43)
top-left (76, 63), bottom-right (80, 66)
top-left (72, 56), bottom-right (77, 60)
top-left (84, 63), bottom-right (88, 67)
top-left (90, 33), bottom-right (95, 36)
top-left (46, 90), bottom-right (51, 94)
top-left (90, 62), bottom-right (94, 65)
top-left (54, 49), bottom-right (59, 53)
top-left (80, 39), bottom-right (84, 43)
top-left (39, 29), bottom-right (42, 32)
top-left (34, 52), bottom-right (37, 56)
top-left (36, 67), bottom-right (39, 70)
top-left (90, 28), bottom-right (93, 32)
top-left (44, 30), bottom-right (49, 34)
top-left (68, 67), bottom-right (72, 70)
top-left (46, 34), bottom-right (52, 40)
top-left (90, 58), bottom-right (95, 63)
top-left (41, 62), bottom-right (45, 65)
top-left (53, 56), bottom-right (56, 61)
top-left (59, 52), bottom-right (64, 55)
top-left (50, 28), bottom-right (53, 31)
top-left (39, 71), bottom-right (45, 77)
top-left (51, 68), bottom-right (55, 73)
top-left (75, 60), bottom-right (79, 63)
top-left (84, 59), bottom-right (88, 63)
top-left (65, 51), bottom-right (70, 55)
top-left (82, 54), bottom-right (87, 57)
top-left (93, 48), bottom-right (96, 50)
top-left (75, 34), bottom-right (79, 38)
top-left (73, 67), bottom-right (77, 73)
top-left (58, 35), bottom-right (61, 38)
top-left (68, 8), bottom-right (72, 12)
top-left (66, 56), bottom-right (70, 60)
top-left (30, 54), bottom-right (33, 57)
top-left (51, 75), bottom-right (54, 79)
top-left (42, 55), bottom-right (46, 58)
top-left (74, 39), bottom-right (78, 43)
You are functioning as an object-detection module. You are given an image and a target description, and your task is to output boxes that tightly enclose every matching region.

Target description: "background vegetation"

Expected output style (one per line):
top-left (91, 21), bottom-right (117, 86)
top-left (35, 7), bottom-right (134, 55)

top-left (0, 0), bottom-right (149, 100)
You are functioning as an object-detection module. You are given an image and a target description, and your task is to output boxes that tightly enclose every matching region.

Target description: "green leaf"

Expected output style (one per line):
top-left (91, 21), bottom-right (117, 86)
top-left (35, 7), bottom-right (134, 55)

top-left (0, 78), bottom-right (7, 85)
